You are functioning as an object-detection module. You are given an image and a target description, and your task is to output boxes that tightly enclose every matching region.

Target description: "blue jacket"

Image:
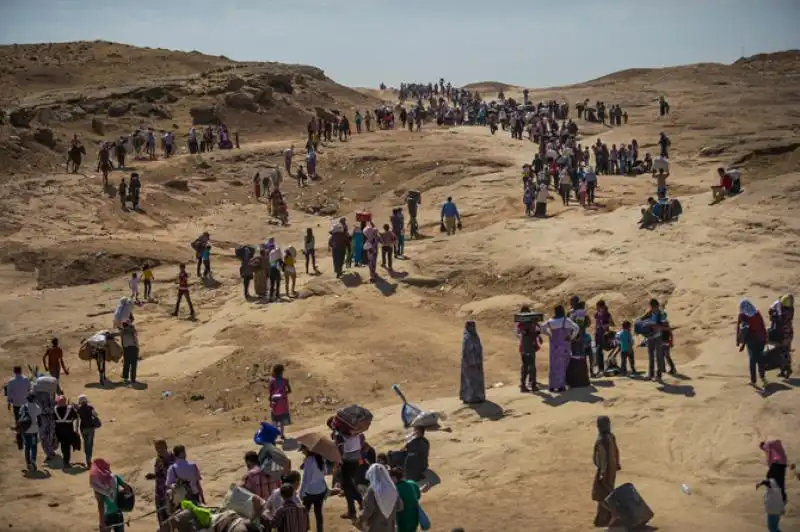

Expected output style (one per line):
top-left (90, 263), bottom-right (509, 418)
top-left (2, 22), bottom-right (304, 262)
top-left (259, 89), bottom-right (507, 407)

top-left (441, 201), bottom-right (459, 219)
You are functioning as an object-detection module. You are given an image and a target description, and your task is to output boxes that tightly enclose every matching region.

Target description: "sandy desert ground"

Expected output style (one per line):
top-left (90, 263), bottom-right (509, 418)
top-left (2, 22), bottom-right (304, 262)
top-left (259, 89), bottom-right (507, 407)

top-left (0, 43), bottom-right (799, 531)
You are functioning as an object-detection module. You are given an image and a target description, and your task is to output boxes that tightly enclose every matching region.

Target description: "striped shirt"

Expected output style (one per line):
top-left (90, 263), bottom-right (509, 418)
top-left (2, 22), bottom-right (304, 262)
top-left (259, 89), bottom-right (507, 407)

top-left (242, 466), bottom-right (281, 500)
top-left (272, 500), bottom-right (309, 532)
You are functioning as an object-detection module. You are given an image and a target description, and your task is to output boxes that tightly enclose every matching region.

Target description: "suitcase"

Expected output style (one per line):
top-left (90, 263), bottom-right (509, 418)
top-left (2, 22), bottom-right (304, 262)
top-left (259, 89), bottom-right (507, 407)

top-left (566, 356), bottom-right (590, 388)
top-left (514, 312), bottom-right (543, 323)
top-left (356, 211), bottom-right (372, 223)
top-left (604, 483), bottom-right (654, 528)
top-left (333, 404), bottom-right (373, 437)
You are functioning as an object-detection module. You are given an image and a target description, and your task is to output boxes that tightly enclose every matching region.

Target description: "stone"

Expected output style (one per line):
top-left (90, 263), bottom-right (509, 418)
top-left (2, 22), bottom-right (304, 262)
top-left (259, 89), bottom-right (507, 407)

top-left (255, 87), bottom-right (274, 106)
top-left (190, 105), bottom-right (220, 125)
top-left (33, 128), bottom-right (57, 148)
top-left (91, 117), bottom-right (105, 135)
top-left (107, 101), bottom-right (130, 117)
top-left (9, 108), bottom-right (34, 128)
top-left (224, 91), bottom-right (258, 112)
top-left (224, 77), bottom-right (246, 92)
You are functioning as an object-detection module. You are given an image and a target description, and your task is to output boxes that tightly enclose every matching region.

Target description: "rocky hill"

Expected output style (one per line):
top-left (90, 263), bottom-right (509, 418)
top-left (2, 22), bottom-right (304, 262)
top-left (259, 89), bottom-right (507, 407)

top-left (0, 41), bottom-right (381, 175)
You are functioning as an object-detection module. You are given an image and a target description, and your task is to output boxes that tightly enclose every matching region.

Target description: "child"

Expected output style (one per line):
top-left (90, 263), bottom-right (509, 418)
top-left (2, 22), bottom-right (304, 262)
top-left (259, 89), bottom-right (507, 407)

top-left (617, 321), bottom-right (636, 375)
top-left (379, 224), bottom-right (396, 270)
top-left (303, 228), bottom-right (317, 274)
top-left (129, 272), bottom-right (140, 302)
top-left (268, 364), bottom-right (292, 439)
top-left (579, 180), bottom-right (588, 207)
top-left (283, 248), bottom-right (297, 297)
top-left (201, 244), bottom-right (211, 279)
top-left (141, 264), bottom-right (154, 300)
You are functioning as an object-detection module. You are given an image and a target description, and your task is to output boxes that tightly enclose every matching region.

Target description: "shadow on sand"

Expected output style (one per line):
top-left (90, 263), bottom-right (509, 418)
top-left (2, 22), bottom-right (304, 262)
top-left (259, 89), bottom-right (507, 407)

top-left (539, 385), bottom-right (604, 407)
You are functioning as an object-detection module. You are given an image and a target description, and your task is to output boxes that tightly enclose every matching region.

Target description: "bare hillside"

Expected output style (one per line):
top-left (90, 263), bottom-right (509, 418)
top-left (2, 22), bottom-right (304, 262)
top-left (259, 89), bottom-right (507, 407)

top-left (0, 41), bottom-right (380, 174)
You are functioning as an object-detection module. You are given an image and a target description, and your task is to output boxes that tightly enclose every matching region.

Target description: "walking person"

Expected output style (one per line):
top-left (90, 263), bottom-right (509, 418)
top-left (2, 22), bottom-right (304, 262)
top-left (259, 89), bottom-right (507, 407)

top-left (392, 467), bottom-right (422, 532)
top-left (299, 447), bottom-right (328, 532)
top-left (379, 224), bottom-right (396, 270)
top-left (592, 416), bottom-right (621, 528)
top-left (363, 222), bottom-right (380, 283)
top-left (141, 264), bottom-right (154, 300)
top-left (119, 322), bottom-right (139, 385)
top-left (43, 337), bottom-right (69, 381)
top-left (172, 264), bottom-right (195, 319)
top-left (516, 306), bottom-right (542, 392)
top-left (593, 300), bottom-right (615, 377)
top-left (5, 366), bottom-right (31, 452)
top-left (329, 222), bottom-right (348, 279)
top-left (76, 395), bottom-right (100, 466)
top-left (273, 484), bottom-right (310, 532)
top-left (145, 440), bottom-right (176, 525)
top-left (91, 459), bottom-right (131, 532)
top-left (760, 440), bottom-right (788, 504)
top-left (268, 244), bottom-right (284, 301)
top-left (166, 445), bottom-right (206, 505)
top-left (640, 299), bottom-right (667, 381)
top-left (357, 464), bottom-right (401, 532)
top-left (460, 321), bottom-right (485, 404)
top-left (268, 364), bottom-right (292, 440)
top-left (283, 249), bottom-right (297, 297)
top-left (18, 393), bottom-right (41, 472)
top-left (54, 395), bottom-right (78, 468)
top-left (304, 228), bottom-right (318, 274)
top-left (440, 196), bottom-right (461, 236)
top-left (542, 305), bottom-right (580, 393)
top-left (617, 321), bottom-right (637, 375)
top-left (737, 298), bottom-right (768, 387)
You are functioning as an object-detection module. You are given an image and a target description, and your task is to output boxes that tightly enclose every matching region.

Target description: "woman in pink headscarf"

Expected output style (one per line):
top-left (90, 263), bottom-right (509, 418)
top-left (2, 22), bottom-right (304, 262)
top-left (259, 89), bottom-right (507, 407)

top-left (91, 458), bottom-right (129, 531)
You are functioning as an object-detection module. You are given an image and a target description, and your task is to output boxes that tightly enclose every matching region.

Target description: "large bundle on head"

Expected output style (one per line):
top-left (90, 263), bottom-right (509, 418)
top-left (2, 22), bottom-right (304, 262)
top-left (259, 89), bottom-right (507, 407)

top-left (333, 404), bottom-right (373, 437)
top-left (79, 331), bottom-right (123, 363)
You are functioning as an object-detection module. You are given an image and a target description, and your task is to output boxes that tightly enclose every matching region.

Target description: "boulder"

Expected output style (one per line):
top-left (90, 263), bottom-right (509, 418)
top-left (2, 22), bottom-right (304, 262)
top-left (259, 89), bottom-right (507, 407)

top-left (107, 102), bottom-right (131, 117)
top-left (33, 128), bottom-right (57, 148)
top-left (91, 117), bottom-right (105, 135)
top-left (135, 86), bottom-right (168, 101)
top-left (267, 74), bottom-right (294, 94)
top-left (255, 87), bottom-right (274, 106)
top-left (10, 108), bottom-right (35, 128)
top-left (190, 105), bottom-right (221, 125)
top-left (224, 77), bottom-right (246, 92)
top-left (224, 91), bottom-right (258, 112)
top-left (133, 103), bottom-right (172, 119)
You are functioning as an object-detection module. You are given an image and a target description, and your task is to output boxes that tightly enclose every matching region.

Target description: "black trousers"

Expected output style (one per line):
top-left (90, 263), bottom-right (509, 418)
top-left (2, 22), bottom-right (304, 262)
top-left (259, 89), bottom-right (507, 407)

top-left (521, 352), bottom-right (536, 388)
top-left (303, 491), bottom-right (326, 532)
top-left (122, 345), bottom-right (139, 382)
top-left (269, 267), bottom-right (281, 299)
top-left (381, 246), bottom-right (393, 269)
top-left (768, 463), bottom-right (787, 503)
top-left (341, 460), bottom-right (362, 516)
top-left (174, 290), bottom-right (195, 316)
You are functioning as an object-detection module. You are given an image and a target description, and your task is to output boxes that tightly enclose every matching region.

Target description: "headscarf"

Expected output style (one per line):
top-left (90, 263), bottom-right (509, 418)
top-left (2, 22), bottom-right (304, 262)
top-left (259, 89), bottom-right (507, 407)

top-left (462, 321), bottom-right (482, 365)
top-left (78, 395), bottom-right (88, 405)
top-left (739, 298), bottom-right (758, 318)
top-left (780, 294), bottom-right (794, 308)
top-left (365, 464), bottom-right (398, 518)
top-left (596, 415), bottom-right (612, 437)
top-left (56, 395), bottom-right (67, 407)
top-left (90, 459), bottom-right (116, 498)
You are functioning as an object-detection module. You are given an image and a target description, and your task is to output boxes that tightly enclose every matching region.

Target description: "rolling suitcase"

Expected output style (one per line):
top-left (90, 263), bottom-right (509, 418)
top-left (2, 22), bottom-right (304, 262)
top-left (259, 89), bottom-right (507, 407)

top-left (604, 483), bottom-right (654, 528)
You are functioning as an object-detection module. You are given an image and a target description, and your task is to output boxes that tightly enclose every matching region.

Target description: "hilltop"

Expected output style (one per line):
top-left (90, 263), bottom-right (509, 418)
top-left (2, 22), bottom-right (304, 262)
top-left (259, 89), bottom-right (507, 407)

top-left (0, 41), bottom-right (382, 174)
top-left (0, 44), bottom-right (798, 532)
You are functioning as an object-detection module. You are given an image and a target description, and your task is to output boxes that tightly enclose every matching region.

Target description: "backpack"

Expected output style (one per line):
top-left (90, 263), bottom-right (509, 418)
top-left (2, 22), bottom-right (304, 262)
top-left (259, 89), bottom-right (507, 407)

top-left (116, 478), bottom-right (136, 512)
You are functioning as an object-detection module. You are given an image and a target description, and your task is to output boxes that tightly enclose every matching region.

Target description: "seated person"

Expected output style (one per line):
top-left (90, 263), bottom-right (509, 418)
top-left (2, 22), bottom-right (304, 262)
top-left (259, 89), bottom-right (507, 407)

top-left (387, 426), bottom-right (430, 485)
top-left (712, 167), bottom-right (741, 200)
top-left (643, 153), bottom-right (653, 173)
top-left (640, 197), bottom-right (660, 227)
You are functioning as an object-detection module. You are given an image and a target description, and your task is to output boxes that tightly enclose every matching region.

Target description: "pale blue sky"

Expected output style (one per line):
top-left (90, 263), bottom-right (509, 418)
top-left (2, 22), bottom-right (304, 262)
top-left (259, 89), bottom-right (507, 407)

top-left (1, 0), bottom-right (798, 88)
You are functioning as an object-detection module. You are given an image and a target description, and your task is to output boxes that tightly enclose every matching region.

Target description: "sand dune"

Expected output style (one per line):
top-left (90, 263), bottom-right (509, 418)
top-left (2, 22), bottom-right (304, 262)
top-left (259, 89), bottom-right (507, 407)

top-left (0, 44), bottom-right (799, 531)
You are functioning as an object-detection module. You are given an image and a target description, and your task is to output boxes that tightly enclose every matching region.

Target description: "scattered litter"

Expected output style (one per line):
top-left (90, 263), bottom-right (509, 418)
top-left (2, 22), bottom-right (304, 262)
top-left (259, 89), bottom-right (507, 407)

top-left (493, 382), bottom-right (505, 388)
top-left (680, 484), bottom-right (691, 495)
top-left (161, 391), bottom-right (173, 399)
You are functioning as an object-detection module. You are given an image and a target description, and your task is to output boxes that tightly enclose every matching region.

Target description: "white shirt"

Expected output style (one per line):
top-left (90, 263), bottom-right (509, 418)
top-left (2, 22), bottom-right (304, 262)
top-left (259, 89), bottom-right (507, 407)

top-left (543, 317), bottom-right (580, 340)
top-left (268, 248), bottom-right (282, 267)
top-left (299, 456), bottom-right (327, 496)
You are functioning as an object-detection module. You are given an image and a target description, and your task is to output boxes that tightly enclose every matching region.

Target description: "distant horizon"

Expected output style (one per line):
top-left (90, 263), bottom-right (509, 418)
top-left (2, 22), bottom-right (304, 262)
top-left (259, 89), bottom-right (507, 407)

top-left (1, 0), bottom-right (798, 89)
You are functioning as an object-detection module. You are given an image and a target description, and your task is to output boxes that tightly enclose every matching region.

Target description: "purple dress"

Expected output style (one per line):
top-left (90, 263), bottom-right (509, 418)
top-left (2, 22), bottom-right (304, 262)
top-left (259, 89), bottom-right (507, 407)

top-left (547, 319), bottom-right (572, 389)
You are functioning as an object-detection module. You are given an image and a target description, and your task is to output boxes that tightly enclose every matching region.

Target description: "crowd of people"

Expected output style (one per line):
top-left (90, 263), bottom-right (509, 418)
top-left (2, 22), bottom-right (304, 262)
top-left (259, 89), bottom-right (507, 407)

top-left (4, 72), bottom-right (794, 532)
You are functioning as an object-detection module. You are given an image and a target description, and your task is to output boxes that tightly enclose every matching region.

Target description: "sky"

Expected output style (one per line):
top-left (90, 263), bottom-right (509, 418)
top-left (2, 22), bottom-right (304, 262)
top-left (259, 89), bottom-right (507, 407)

top-left (1, 0), bottom-right (799, 88)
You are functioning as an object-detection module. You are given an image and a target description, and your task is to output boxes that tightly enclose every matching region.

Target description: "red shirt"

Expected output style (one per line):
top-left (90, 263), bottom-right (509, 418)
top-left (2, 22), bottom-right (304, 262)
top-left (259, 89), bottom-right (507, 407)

top-left (738, 312), bottom-right (767, 342)
top-left (178, 271), bottom-right (189, 292)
